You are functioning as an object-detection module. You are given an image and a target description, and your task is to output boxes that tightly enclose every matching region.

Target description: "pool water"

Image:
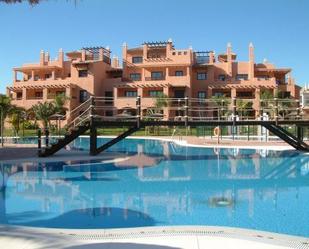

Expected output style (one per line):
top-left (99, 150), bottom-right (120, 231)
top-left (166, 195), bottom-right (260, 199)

top-left (0, 138), bottom-right (309, 237)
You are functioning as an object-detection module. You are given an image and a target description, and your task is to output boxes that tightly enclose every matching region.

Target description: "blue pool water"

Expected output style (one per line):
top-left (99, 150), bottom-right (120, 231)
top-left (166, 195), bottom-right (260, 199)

top-left (0, 137), bottom-right (309, 237)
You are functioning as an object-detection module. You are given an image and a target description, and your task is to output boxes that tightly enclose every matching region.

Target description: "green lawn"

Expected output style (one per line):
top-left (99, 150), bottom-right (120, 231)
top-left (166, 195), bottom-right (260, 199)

top-left (2, 125), bottom-right (307, 138)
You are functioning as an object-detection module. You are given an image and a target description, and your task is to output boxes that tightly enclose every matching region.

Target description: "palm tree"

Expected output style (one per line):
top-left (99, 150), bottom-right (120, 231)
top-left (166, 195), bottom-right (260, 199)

top-left (211, 95), bottom-right (231, 119)
top-left (236, 99), bottom-right (253, 119)
top-left (31, 102), bottom-right (56, 131)
top-left (0, 95), bottom-right (15, 145)
top-left (9, 106), bottom-right (26, 136)
top-left (54, 93), bottom-right (69, 116)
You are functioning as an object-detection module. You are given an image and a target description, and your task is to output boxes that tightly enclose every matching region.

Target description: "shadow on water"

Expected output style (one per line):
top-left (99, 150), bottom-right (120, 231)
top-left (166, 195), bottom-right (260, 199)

top-left (7, 207), bottom-right (157, 229)
top-left (64, 243), bottom-right (181, 249)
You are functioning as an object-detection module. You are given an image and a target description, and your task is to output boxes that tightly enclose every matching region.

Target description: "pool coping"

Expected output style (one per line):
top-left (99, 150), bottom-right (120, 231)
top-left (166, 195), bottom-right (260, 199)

top-left (0, 225), bottom-right (308, 248)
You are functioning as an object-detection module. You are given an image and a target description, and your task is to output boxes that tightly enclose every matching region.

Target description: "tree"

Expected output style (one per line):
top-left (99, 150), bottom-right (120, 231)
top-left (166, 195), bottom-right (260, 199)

top-left (210, 95), bottom-right (231, 119)
top-left (30, 102), bottom-right (56, 130)
top-left (236, 99), bottom-right (253, 119)
top-left (9, 106), bottom-right (26, 136)
top-left (54, 93), bottom-right (69, 115)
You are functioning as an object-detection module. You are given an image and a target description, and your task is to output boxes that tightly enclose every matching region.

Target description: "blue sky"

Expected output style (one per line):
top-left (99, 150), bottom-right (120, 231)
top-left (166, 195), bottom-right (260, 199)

top-left (0, 0), bottom-right (308, 93)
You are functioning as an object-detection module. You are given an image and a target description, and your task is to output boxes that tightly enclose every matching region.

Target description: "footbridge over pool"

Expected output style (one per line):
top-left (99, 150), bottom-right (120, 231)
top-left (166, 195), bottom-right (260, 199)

top-left (38, 96), bottom-right (309, 157)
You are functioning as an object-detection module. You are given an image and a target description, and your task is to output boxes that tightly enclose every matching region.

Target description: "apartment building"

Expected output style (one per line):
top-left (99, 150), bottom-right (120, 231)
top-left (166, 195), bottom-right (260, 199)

top-left (117, 40), bottom-right (301, 118)
top-left (7, 40), bottom-right (301, 122)
top-left (7, 47), bottom-right (121, 122)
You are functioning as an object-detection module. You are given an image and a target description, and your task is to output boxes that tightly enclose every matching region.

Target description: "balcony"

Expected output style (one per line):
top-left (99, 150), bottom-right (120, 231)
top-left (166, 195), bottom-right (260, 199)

top-left (145, 76), bottom-right (166, 81)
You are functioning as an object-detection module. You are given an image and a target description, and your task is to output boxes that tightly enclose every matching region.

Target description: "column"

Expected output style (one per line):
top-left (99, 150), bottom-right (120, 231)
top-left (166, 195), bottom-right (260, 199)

top-left (65, 87), bottom-right (72, 120)
top-left (43, 88), bottom-right (48, 100)
top-left (31, 70), bottom-right (35, 81)
top-left (207, 88), bottom-right (213, 98)
top-left (255, 88), bottom-right (261, 117)
top-left (52, 70), bottom-right (55, 80)
top-left (137, 87), bottom-right (143, 97)
top-left (165, 67), bottom-right (169, 80)
top-left (22, 88), bottom-right (27, 100)
top-left (163, 87), bottom-right (169, 119)
top-left (231, 88), bottom-right (236, 98)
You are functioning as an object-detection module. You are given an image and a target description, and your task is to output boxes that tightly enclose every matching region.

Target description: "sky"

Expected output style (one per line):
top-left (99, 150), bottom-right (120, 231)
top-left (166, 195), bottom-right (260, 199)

top-left (0, 0), bottom-right (309, 93)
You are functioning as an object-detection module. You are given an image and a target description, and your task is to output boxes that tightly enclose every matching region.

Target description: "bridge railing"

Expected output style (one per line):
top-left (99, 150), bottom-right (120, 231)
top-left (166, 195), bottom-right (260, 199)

top-left (85, 96), bottom-right (303, 123)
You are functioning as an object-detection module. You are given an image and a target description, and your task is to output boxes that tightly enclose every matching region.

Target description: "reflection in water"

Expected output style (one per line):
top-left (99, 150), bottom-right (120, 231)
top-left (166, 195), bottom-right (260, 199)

top-left (0, 138), bottom-right (309, 236)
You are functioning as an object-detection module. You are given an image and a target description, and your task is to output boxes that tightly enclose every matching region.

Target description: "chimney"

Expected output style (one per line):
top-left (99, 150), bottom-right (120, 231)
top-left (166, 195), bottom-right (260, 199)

top-left (99, 48), bottom-right (104, 61)
top-left (81, 49), bottom-right (86, 61)
top-left (143, 43), bottom-right (148, 59)
top-left (122, 42), bottom-right (128, 76)
top-left (249, 42), bottom-right (254, 80)
top-left (58, 48), bottom-right (64, 66)
top-left (112, 55), bottom-right (119, 68)
top-left (40, 50), bottom-right (45, 65)
top-left (226, 42), bottom-right (232, 77)
top-left (166, 38), bottom-right (173, 57)
top-left (45, 51), bottom-right (50, 63)
top-left (122, 42), bottom-right (127, 58)
top-left (209, 51), bottom-right (215, 64)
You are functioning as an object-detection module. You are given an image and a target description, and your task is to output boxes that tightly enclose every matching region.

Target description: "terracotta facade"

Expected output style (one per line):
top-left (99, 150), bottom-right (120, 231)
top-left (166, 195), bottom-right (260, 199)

top-left (7, 40), bottom-right (301, 123)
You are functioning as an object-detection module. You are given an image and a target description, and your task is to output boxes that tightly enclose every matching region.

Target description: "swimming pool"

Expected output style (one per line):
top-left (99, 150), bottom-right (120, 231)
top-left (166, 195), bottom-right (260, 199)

top-left (0, 137), bottom-right (309, 237)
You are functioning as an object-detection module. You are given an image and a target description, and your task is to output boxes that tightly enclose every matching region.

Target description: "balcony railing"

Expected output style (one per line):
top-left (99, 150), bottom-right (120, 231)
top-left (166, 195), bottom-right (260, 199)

top-left (145, 76), bottom-right (166, 81)
top-left (26, 96), bottom-right (43, 100)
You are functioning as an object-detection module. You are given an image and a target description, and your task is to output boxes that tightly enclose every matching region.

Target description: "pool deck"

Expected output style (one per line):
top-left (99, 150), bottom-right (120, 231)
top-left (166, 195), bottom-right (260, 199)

top-left (0, 136), bottom-right (299, 162)
top-left (0, 225), bottom-right (308, 249)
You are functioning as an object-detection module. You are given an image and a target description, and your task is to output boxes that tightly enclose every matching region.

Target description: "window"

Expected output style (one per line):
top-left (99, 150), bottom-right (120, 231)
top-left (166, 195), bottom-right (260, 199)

top-left (148, 90), bottom-right (163, 97)
top-left (218, 74), bottom-right (226, 81)
top-left (174, 90), bottom-right (185, 98)
top-left (278, 91), bottom-right (291, 98)
top-left (198, 91), bottom-right (206, 99)
top-left (78, 70), bottom-right (88, 78)
top-left (45, 74), bottom-right (51, 79)
top-left (132, 57), bottom-right (143, 63)
top-left (35, 91), bottom-right (43, 99)
top-left (105, 110), bottom-right (113, 116)
top-left (172, 52), bottom-right (176, 55)
top-left (197, 72), bottom-right (207, 80)
top-left (67, 73), bottom-right (71, 77)
top-left (236, 91), bottom-right (253, 98)
top-left (79, 90), bottom-right (88, 103)
top-left (151, 71), bottom-right (163, 80)
top-left (34, 75), bottom-right (39, 81)
top-left (236, 74), bottom-right (248, 80)
top-left (130, 73), bottom-right (141, 81)
top-left (105, 91), bottom-right (113, 105)
top-left (16, 92), bottom-right (22, 100)
top-left (196, 55), bottom-right (209, 64)
top-left (184, 51), bottom-right (187, 55)
top-left (175, 71), bottom-right (184, 76)
top-left (125, 90), bottom-right (137, 97)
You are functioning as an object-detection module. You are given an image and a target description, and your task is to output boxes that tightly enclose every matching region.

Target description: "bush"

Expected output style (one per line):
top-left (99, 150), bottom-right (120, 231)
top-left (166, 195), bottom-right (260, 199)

top-left (23, 120), bottom-right (39, 130)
